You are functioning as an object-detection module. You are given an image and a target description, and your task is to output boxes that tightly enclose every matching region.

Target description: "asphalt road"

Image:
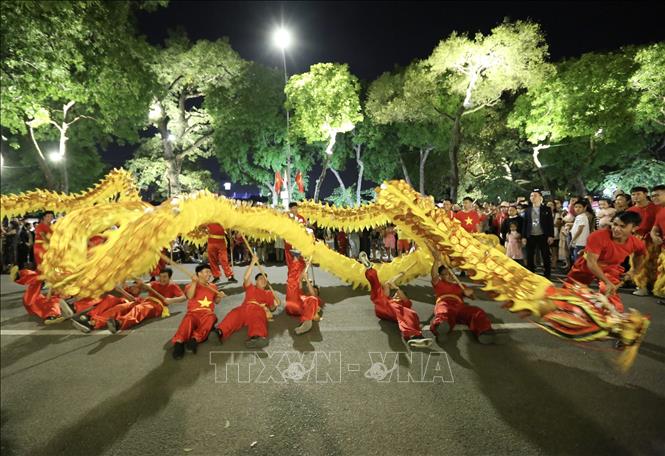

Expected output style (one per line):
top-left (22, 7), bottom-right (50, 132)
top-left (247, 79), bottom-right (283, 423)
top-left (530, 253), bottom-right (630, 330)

top-left (1, 264), bottom-right (664, 456)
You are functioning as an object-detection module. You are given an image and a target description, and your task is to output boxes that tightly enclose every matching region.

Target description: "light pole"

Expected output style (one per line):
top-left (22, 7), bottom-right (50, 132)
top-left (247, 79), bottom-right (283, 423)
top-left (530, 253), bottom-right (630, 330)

top-left (273, 27), bottom-right (293, 206)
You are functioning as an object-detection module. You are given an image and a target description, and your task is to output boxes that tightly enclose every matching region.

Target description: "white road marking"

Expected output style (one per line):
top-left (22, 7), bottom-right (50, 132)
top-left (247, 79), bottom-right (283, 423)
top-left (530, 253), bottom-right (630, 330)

top-left (0, 322), bottom-right (536, 337)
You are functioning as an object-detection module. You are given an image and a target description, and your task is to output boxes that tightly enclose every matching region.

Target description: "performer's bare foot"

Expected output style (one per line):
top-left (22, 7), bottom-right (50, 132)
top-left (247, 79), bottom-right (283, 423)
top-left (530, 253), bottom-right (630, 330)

top-left (295, 320), bottom-right (313, 335)
top-left (245, 336), bottom-right (269, 349)
top-left (185, 338), bottom-right (198, 354)
top-left (358, 252), bottom-right (372, 269)
top-left (173, 342), bottom-right (185, 359)
top-left (227, 276), bottom-right (238, 283)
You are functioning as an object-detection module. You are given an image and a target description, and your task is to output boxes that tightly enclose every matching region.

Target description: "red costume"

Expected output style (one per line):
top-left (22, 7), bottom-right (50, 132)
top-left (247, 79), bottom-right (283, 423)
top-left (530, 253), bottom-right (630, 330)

top-left (207, 224), bottom-right (234, 279)
top-left (365, 268), bottom-right (422, 339)
top-left (217, 283), bottom-right (275, 341)
top-left (284, 246), bottom-right (322, 323)
top-left (627, 203), bottom-right (658, 238)
top-left (33, 221), bottom-right (52, 270)
top-left (566, 228), bottom-right (646, 312)
top-left (430, 278), bottom-right (492, 336)
top-left (171, 282), bottom-right (219, 344)
top-left (15, 269), bottom-right (61, 319)
top-left (454, 210), bottom-right (481, 233)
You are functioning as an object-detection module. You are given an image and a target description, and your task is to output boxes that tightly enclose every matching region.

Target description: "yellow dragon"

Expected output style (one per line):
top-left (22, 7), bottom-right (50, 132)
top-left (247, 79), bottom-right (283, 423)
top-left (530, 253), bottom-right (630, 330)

top-left (1, 171), bottom-right (651, 370)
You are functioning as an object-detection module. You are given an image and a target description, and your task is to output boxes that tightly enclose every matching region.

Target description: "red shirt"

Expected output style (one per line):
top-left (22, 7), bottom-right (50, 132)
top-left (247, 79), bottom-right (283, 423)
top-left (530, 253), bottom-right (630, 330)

top-left (627, 203), bottom-right (658, 237)
top-left (34, 222), bottom-right (52, 243)
top-left (148, 281), bottom-right (184, 303)
top-left (184, 282), bottom-right (218, 312)
top-left (583, 229), bottom-right (646, 267)
top-left (654, 206), bottom-right (665, 235)
top-left (454, 210), bottom-right (481, 233)
top-left (207, 223), bottom-right (227, 245)
top-left (432, 278), bottom-right (464, 299)
top-left (242, 283), bottom-right (275, 308)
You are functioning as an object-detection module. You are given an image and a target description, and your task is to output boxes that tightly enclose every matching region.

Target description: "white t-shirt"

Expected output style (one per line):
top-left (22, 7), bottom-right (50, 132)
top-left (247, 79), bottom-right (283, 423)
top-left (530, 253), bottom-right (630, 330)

top-left (571, 213), bottom-right (590, 246)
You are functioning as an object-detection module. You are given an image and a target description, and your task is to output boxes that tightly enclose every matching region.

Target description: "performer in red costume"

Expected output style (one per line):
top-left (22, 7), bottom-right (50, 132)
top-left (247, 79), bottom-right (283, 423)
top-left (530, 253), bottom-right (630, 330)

top-left (207, 223), bottom-right (236, 283)
top-left (627, 186), bottom-right (660, 296)
top-left (358, 251), bottom-right (432, 349)
top-left (454, 197), bottom-right (481, 233)
top-left (171, 264), bottom-right (224, 359)
top-left (216, 255), bottom-right (280, 348)
top-left (428, 248), bottom-right (496, 344)
top-left (14, 269), bottom-right (71, 324)
top-left (284, 246), bottom-right (322, 335)
top-left (566, 211), bottom-right (646, 312)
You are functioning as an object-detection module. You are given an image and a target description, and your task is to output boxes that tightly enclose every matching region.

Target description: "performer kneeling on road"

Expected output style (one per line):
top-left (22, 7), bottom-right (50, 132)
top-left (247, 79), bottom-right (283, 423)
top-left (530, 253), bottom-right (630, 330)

top-left (358, 251), bottom-right (432, 349)
top-left (171, 264), bottom-right (225, 360)
top-left (215, 254), bottom-right (280, 349)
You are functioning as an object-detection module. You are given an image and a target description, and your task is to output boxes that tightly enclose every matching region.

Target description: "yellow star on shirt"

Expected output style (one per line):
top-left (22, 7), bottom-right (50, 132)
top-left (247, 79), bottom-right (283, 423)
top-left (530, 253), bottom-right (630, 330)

top-left (465, 217), bottom-right (473, 226)
top-left (198, 296), bottom-right (212, 308)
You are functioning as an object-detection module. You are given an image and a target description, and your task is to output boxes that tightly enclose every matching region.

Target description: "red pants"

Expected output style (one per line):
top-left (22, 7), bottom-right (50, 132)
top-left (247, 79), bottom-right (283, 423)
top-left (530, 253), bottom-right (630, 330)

top-left (208, 241), bottom-right (233, 279)
top-left (430, 296), bottom-right (492, 336)
top-left (16, 269), bottom-right (61, 319)
top-left (286, 296), bottom-right (320, 323)
top-left (285, 247), bottom-right (306, 306)
top-left (566, 259), bottom-right (624, 312)
top-left (86, 296), bottom-right (131, 329)
top-left (115, 299), bottom-right (163, 330)
top-left (365, 268), bottom-right (422, 339)
top-left (217, 304), bottom-right (269, 340)
top-left (172, 310), bottom-right (217, 344)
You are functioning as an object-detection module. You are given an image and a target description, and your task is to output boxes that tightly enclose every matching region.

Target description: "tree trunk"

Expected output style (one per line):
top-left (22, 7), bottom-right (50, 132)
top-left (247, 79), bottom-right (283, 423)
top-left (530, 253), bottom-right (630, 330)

top-left (399, 154), bottom-right (412, 187)
top-left (313, 154), bottom-right (330, 202)
top-left (447, 106), bottom-right (464, 201)
top-left (419, 146), bottom-right (432, 195)
top-left (58, 121), bottom-right (69, 193)
top-left (355, 144), bottom-right (364, 206)
top-left (27, 127), bottom-right (58, 190)
top-left (158, 117), bottom-right (181, 197)
top-left (330, 168), bottom-right (353, 206)
top-left (571, 175), bottom-right (587, 196)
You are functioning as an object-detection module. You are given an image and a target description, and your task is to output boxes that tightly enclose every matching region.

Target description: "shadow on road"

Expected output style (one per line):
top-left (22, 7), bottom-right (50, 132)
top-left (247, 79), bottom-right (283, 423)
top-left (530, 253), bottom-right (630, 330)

top-left (466, 339), bottom-right (665, 454)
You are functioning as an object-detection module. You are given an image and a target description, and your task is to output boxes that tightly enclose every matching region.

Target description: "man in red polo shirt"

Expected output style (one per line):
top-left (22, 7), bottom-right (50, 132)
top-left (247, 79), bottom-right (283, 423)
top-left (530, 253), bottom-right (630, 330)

top-left (171, 264), bottom-right (224, 359)
top-left (628, 186), bottom-right (660, 296)
top-left (566, 211), bottom-right (646, 312)
top-left (649, 184), bottom-right (665, 299)
top-left (33, 211), bottom-right (54, 271)
top-left (454, 197), bottom-right (481, 233)
top-left (207, 223), bottom-right (236, 284)
top-left (216, 255), bottom-right (280, 348)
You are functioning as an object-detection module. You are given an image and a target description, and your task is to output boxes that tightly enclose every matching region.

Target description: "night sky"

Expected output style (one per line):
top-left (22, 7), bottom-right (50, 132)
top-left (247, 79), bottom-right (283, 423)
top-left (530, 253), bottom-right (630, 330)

top-left (104, 1), bottom-right (664, 197)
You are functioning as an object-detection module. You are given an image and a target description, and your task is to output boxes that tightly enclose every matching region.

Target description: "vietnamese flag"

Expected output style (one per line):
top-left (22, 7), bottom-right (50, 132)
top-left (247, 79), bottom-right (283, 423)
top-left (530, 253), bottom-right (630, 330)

top-left (295, 171), bottom-right (304, 193)
top-left (274, 171), bottom-right (283, 193)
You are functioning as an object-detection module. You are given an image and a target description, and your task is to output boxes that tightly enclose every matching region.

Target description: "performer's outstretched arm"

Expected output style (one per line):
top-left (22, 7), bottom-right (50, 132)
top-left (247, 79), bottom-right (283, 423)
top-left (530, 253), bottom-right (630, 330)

top-left (243, 255), bottom-right (257, 288)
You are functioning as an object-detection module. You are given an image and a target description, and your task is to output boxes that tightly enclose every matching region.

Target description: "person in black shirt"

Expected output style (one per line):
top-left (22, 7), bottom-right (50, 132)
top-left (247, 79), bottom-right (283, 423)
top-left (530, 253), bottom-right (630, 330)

top-left (522, 191), bottom-right (555, 279)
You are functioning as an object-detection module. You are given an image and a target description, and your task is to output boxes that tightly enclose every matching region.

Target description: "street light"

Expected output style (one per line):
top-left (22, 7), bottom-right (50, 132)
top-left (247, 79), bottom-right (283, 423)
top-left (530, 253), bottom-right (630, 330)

top-left (272, 26), bottom-right (293, 205)
top-left (272, 27), bottom-right (292, 50)
top-left (223, 182), bottom-right (231, 191)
